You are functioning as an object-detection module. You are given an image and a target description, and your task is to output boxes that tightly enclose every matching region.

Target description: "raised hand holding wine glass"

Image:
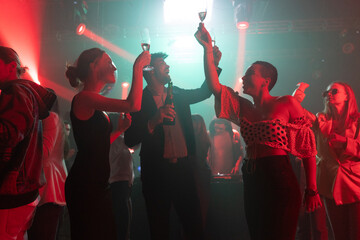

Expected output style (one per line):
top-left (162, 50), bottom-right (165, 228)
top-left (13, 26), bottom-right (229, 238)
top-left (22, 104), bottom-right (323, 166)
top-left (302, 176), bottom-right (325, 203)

top-left (198, 10), bottom-right (207, 22)
top-left (140, 28), bottom-right (153, 71)
top-left (198, 0), bottom-right (208, 23)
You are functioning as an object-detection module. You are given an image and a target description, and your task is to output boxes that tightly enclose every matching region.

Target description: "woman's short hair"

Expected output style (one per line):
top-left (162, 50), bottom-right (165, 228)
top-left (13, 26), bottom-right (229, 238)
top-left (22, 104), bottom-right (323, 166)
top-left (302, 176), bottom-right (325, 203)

top-left (253, 61), bottom-right (278, 91)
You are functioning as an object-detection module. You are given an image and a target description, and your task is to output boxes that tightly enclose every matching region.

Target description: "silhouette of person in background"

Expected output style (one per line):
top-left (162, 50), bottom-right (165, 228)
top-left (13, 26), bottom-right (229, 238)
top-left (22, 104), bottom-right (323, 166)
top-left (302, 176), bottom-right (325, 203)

top-left (28, 92), bottom-right (68, 240)
top-left (192, 114), bottom-right (212, 229)
top-left (63, 120), bottom-right (76, 170)
top-left (208, 118), bottom-right (244, 175)
top-left (109, 113), bottom-right (134, 240)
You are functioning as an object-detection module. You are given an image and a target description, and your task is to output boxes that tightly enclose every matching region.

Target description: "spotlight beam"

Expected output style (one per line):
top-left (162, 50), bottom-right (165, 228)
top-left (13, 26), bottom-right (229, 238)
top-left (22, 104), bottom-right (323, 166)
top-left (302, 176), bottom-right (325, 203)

top-left (234, 29), bottom-right (247, 93)
top-left (78, 24), bottom-right (136, 63)
top-left (40, 77), bottom-right (77, 102)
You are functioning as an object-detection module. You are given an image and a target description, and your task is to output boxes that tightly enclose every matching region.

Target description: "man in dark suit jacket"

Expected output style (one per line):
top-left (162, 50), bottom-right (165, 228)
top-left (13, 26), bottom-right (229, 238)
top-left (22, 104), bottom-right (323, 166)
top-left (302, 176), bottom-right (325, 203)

top-left (125, 49), bottom-right (221, 240)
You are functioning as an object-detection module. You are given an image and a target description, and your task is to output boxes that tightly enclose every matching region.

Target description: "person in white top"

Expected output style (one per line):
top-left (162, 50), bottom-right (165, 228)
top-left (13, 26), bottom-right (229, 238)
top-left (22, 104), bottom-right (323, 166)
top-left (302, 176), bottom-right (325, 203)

top-left (109, 113), bottom-right (134, 240)
top-left (28, 103), bottom-right (68, 240)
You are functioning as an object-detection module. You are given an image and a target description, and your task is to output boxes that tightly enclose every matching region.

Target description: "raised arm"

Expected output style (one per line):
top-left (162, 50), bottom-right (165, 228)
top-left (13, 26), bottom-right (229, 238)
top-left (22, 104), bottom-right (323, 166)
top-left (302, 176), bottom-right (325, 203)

top-left (292, 82), bottom-right (309, 103)
top-left (126, 51), bottom-right (151, 112)
top-left (195, 23), bottom-right (222, 98)
top-left (292, 82), bottom-right (316, 123)
top-left (74, 51), bottom-right (151, 117)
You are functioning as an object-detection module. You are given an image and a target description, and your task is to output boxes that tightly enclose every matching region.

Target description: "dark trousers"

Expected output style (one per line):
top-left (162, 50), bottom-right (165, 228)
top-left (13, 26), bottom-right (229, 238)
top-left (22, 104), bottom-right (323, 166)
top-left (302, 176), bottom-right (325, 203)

top-left (296, 198), bottom-right (332, 240)
top-left (65, 181), bottom-right (116, 240)
top-left (193, 165), bottom-right (211, 230)
top-left (110, 181), bottom-right (132, 240)
top-left (28, 203), bottom-right (64, 240)
top-left (324, 197), bottom-right (360, 240)
top-left (290, 156), bottom-right (333, 240)
top-left (141, 157), bottom-right (204, 240)
top-left (242, 155), bottom-right (301, 240)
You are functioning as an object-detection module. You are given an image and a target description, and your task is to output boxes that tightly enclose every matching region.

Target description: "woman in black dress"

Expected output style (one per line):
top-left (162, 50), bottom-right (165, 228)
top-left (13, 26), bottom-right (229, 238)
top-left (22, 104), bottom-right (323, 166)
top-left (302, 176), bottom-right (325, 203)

top-left (65, 48), bottom-right (150, 239)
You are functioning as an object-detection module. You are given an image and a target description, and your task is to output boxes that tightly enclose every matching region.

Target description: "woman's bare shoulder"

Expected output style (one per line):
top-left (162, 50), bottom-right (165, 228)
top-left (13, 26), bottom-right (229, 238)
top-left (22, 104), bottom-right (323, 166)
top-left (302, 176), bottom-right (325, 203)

top-left (276, 95), bottom-right (295, 103)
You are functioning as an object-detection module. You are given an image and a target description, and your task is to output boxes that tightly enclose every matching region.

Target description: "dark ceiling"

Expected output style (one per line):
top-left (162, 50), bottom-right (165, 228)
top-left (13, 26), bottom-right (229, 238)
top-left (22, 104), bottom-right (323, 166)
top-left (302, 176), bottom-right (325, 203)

top-left (45, 0), bottom-right (360, 37)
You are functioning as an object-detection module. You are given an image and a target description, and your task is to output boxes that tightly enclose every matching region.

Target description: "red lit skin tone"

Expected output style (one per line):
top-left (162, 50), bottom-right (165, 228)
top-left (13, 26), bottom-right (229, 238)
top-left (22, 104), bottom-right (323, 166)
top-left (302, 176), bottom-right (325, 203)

top-left (110, 113), bottom-right (132, 143)
top-left (195, 23), bottom-right (321, 212)
top-left (0, 59), bottom-right (18, 84)
top-left (72, 51), bottom-right (150, 140)
top-left (324, 83), bottom-right (348, 149)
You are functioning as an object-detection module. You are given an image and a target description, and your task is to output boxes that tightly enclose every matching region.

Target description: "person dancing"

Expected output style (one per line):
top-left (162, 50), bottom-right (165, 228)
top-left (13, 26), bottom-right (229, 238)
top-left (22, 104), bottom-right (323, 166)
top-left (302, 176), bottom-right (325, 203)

top-left (65, 48), bottom-right (150, 240)
top-left (195, 24), bottom-right (322, 240)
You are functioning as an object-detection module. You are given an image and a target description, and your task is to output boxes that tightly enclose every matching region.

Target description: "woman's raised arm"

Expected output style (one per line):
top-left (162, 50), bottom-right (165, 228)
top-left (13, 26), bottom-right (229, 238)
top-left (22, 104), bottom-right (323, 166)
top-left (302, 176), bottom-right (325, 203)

top-left (195, 23), bottom-right (222, 98)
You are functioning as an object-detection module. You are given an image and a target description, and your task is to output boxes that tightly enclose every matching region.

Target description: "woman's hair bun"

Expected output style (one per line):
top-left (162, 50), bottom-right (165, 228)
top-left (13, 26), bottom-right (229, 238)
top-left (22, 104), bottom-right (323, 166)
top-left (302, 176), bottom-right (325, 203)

top-left (66, 66), bottom-right (80, 88)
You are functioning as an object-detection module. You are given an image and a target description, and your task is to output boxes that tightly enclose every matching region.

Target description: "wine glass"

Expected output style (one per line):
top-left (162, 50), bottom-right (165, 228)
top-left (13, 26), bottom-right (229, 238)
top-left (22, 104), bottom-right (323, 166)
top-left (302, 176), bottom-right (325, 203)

top-left (140, 28), bottom-right (154, 71)
top-left (198, 0), bottom-right (208, 23)
top-left (198, 9), bottom-right (207, 23)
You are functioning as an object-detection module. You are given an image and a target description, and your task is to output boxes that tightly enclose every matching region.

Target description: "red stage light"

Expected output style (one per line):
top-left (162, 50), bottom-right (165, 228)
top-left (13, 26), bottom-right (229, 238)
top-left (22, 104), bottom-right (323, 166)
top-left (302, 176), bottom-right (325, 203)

top-left (236, 21), bottom-right (249, 30)
top-left (121, 82), bottom-right (130, 99)
top-left (76, 23), bottom-right (86, 35)
top-left (0, 1), bottom-right (44, 84)
top-left (233, 28), bottom-right (247, 93)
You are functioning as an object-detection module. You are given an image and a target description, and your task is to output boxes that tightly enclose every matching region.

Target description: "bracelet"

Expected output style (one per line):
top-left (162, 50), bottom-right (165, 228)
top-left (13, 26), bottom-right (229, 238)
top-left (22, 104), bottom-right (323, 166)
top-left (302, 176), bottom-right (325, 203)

top-left (305, 188), bottom-right (318, 196)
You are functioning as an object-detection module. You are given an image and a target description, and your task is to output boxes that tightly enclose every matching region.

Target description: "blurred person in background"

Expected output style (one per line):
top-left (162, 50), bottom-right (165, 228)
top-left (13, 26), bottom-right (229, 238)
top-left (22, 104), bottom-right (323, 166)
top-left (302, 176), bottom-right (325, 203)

top-left (208, 118), bottom-right (244, 175)
top-left (109, 113), bottom-right (135, 240)
top-left (28, 91), bottom-right (68, 240)
top-left (192, 114), bottom-right (212, 230)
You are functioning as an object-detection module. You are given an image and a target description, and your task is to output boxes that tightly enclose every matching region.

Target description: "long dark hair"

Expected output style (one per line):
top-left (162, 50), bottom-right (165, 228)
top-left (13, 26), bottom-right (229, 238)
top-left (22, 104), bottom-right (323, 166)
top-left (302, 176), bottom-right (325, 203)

top-left (252, 61), bottom-right (278, 91)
